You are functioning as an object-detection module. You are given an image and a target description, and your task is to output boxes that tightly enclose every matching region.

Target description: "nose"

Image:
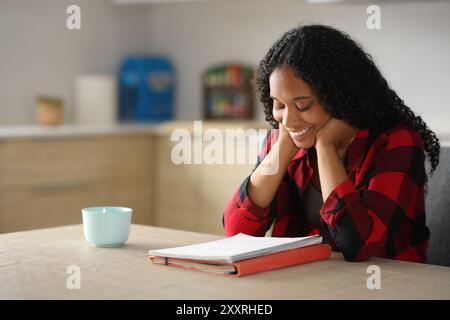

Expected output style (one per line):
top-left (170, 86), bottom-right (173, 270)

top-left (282, 105), bottom-right (303, 129)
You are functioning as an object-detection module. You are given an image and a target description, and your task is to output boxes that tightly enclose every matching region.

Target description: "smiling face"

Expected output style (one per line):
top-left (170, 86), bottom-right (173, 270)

top-left (269, 66), bottom-right (331, 149)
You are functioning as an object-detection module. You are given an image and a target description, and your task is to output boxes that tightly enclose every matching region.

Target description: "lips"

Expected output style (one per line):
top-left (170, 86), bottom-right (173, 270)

top-left (289, 125), bottom-right (313, 138)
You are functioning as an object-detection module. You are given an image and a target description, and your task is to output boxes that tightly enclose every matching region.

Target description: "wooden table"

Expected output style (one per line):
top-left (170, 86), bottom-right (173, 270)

top-left (1, 224), bottom-right (449, 299)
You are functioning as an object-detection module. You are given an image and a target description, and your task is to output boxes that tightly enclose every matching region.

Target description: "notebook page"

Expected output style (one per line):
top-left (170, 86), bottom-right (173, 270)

top-left (148, 233), bottom-right (322, 263)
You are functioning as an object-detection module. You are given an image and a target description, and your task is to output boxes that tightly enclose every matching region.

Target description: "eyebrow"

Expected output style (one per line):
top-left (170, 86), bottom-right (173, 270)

top-left (270, 95), bottom-right (312, 102)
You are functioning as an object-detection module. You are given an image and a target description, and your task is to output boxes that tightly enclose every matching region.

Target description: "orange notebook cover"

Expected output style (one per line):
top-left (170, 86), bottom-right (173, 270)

top-left (149, 244), bottom-right (331, 277)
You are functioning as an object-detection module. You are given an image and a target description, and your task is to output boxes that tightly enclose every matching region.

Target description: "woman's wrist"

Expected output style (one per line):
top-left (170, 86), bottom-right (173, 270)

top-left (278, 135), bottom-right (298, 159)
top-left (277, 127), bottom-right (297, 159)
top-left (315, 136), bottom-right (335, 151)
top-left (248, 132), bottom-right (296, 208)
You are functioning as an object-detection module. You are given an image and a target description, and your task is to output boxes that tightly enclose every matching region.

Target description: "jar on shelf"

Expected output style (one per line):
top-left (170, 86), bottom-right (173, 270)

top-left (203, 63), bottom-right (254, 120)
top-left (36, 96), bottom-right (64, 126)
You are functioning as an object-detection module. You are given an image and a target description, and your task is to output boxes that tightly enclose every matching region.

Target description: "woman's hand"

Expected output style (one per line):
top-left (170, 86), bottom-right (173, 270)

top-left (314, 118), bottom-right (358, 200)
top-left (247, 122), bottom-right (299, 208)
top-left (278, 123), bottom-right (299, 159)
top-left (315, 118), bottom-right (358, 154)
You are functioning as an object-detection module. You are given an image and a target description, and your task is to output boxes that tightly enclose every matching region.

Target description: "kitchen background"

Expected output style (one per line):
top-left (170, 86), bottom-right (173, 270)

top-left (1, 0), bottom-right (450, 129)
top-left (0, 0), bottom-right (449, 235)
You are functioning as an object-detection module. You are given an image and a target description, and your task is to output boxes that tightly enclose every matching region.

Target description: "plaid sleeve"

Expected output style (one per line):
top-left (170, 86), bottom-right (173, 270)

top-left (320, 128), bottom-right (428, 262)
top-left (223, 129), bottom-right (279, 237)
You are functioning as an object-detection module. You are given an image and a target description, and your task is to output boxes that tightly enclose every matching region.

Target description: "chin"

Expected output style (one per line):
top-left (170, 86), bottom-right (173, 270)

top-left (294, 138), bottom-right (315, 149)
top-left (295, 142), bottom-right (314, 149)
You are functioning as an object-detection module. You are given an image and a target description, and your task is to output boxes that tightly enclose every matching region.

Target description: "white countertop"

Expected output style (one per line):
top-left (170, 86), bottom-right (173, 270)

top-left (0, 123), bottom-right (164, 139)
top-left (0, 123), bottom-right (449, 145)
top-left (0, 121), bottom-right (270, 140)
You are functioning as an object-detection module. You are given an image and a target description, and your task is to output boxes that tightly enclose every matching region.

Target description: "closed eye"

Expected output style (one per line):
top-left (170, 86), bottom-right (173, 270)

top-left (296, 101), bottom-right (313, 112)
top-left (296, 105), bottom-right (310, 112)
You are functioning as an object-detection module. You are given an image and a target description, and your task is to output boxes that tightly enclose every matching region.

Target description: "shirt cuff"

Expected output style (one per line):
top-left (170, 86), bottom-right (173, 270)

top-left (320, 179), bottom-right (359, 216)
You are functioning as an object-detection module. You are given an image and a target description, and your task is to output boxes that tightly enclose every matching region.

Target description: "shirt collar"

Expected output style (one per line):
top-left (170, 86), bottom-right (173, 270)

top-left (292, 148), bottom-right (307, 161)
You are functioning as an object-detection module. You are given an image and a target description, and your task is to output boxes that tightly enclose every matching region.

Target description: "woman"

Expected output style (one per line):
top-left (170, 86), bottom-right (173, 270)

top-left (223, 24), bottom-right (440, 263)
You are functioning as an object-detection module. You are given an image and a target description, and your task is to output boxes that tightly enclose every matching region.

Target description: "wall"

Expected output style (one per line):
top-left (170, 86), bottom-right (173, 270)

top-left (146, 0), bottom-right (450, 135)
top-left (0, 0), bottom-right (150, 125)
top-left (2, 0), bottom-right (449, 136)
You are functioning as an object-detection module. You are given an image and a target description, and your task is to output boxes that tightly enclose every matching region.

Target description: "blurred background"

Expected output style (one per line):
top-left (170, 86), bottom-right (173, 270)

top-left (0, 0), bottom-right (449, 236)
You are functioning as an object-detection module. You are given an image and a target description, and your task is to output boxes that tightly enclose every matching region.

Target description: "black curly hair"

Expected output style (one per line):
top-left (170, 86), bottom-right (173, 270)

top-left (256, 24), bottom-right (440, 172)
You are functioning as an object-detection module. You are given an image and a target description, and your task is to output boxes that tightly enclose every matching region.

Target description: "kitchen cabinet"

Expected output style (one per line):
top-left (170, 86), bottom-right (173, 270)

top-left (0, 121), bottom-right (267, 235)
top-left (153, 121), bottom-right (266, 235)
top-left (0, 134), bottom-right (154, 233)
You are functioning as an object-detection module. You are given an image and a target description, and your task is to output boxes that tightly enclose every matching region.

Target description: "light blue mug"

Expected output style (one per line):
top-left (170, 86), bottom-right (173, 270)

top-left (81, 207), bottom-right (132, 247)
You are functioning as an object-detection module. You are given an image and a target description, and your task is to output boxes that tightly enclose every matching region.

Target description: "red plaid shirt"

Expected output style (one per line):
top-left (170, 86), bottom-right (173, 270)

top-left (223, 125), bottom-right (430, 263)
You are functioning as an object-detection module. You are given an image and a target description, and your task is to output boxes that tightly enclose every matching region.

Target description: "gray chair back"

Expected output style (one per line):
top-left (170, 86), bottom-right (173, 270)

top-left (425, 145), bottom-right (450, 266)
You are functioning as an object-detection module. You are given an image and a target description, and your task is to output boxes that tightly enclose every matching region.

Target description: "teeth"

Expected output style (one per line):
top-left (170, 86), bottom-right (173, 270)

top-left (291, 126), bottom-right (311, 136)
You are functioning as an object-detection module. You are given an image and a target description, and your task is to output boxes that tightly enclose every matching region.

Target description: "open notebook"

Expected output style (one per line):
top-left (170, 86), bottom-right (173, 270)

top-left (148, 233), bottom-right (331, 276)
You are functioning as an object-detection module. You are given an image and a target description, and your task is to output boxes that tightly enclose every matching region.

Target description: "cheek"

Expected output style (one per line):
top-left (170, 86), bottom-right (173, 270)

top-left (309, 115), bottom-right (328, 126)
top-left (308, 106), bottom-right (330, 126)
top-left (272, 108), bottom-right (283, 123)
